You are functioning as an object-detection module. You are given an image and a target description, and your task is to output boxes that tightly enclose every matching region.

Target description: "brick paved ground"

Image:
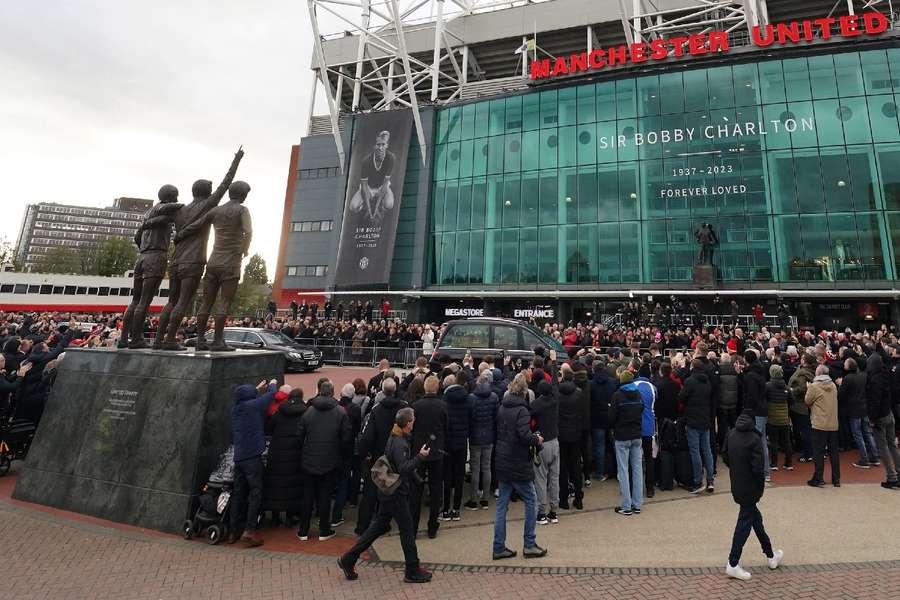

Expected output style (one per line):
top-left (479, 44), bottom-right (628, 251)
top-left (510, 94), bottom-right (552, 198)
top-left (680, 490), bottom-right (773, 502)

top-left (3, 500), bottom-right (900, 600)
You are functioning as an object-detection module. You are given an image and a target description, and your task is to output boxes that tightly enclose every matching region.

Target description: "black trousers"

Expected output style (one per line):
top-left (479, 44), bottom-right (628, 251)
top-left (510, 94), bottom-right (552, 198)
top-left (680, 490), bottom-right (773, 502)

top-left (344, 496), bottom-right (419, 573)
top-left (641, 436), bottom-right (655, 494)
top-left (347, 455), bottom-right (362, 506)
top-left (559, 440), bottom-right (583, 501)
top-left (717, 408), bottom-right (738, 455)
top-left (728, 503), bottom-right (773, 567)
top-left (355, 467), bottom-right (378, 535)
top-left (443, 449), bottom-right (467, 512)
top-left (411, 459), bottom-right (443, 533)
top-left (230, 456), bottom-right (264, 532)
top-left (299, 469), bottom-right (338, 535)
top-left (581, 430), bottom-right (593, 479)
top-left (812, 429), bottom-right (841, 484)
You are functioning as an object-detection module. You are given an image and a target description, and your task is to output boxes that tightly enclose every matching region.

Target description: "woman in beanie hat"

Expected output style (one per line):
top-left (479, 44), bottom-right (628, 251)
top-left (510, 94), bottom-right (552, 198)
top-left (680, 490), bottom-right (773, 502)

top-left (765, 364), bottom-right (793, 472)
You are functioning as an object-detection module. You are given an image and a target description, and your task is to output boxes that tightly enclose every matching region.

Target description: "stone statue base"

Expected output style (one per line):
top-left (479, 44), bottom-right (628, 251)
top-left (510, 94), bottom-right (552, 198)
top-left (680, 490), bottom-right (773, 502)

top-left (13, 348), bottom-right (284, 533)
top-left (693, 264), bottom-right (717, 288)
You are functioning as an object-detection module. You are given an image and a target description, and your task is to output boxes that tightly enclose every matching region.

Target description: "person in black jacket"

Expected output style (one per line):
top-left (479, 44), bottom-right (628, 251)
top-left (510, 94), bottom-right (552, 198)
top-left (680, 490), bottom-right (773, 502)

top-left (556, 365), bottom-right (583, 510)
top-left (724, 409), bottom-right (783, 581)
top-left (354, 378), bottom-right (408, 534)
top-left (716, 354), bottom-right (740, 452)
top-left (261, 389), bottom-right (306, 527)
top-left (492, 374), bottom-right (546, 560)
top-left (653, 361), bottom-right (682, 423)
top-left (410, 375), bottom-right (448, 538)
top-left (679, 359), bottom-right (716, 494)
top-left (338, 407), bottom-right (433, 584)
top-left (465, 370), bottom-right (498, 511)
top-left (441, 375), bottom-right (471, 521)
top-left (609, 370), bottom-right (644, 516)
top-left (531, 379), bottom-right (560, 524)
top-left (297, 381), bottom-right (353, 541)
top-left (590, 361), bottom-right (616, 482)
top-left (866, 353), bottom-right (900, 488)
top-left (741, 350), bottom-right (769, 482)
top-left (839, 358), bottom-right (879, 469)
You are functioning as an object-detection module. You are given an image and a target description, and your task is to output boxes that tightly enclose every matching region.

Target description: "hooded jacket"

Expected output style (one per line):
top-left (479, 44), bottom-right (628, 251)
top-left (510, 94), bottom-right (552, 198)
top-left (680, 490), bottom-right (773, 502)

top-left (262, 398), bottom-right (307, 512)
top-left (356, 393), bottom-right (408, 462)
top-left (443, 384), bottom-right (472, 451)
top-left (298, 394), bottom-right (353, 474)
top-left (718, 362), bottom-right (739, 411)
top-left (468, 382), bottom-right (499, 446)
top-left (741, 362), bottom-right (767, 417)
top-left (679, 370), bottom-right (712, 430)
top-left (590, 368), bottom-right (616, 429)
top-left (232, 383), bottom-right (277, 463)
top-left (557, 379), bottom-right (583, 443)
top-left (652, 372), bottom-right (682, 422)
top-left (381, 428), bottom-right (422, 498)
top-left (866, 353), bottom-right (893, 421)
top-left (608, 383), bottom-right (643, 441)
top-left (494, 393), bottom-right (540, 482)
top-left (805, 375), bottom-right (838, 431)
top-left (726, 412), bottom-right (765, 506)
top-left (530, 379), bottom-right (559, 441)
top-left (765, 377), bottom-right (791, 426)
top-left (634, 376), bottom-right (657, 437)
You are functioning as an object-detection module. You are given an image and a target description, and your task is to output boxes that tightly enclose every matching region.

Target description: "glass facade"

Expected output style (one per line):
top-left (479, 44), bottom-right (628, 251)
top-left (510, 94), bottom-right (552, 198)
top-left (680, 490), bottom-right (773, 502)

top-left (429, 48), bottom-right (900, 287)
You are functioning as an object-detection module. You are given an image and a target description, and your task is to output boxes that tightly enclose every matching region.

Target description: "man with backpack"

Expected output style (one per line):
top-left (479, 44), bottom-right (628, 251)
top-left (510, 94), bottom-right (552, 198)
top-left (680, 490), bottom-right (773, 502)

top-left (338, 407), bottom-right (433, 584)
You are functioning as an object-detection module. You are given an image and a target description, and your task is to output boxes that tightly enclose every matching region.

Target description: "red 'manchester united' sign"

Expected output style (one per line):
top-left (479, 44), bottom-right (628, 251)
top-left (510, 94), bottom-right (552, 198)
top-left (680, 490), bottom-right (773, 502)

top-left (530, 12), bottom-right (890, 81)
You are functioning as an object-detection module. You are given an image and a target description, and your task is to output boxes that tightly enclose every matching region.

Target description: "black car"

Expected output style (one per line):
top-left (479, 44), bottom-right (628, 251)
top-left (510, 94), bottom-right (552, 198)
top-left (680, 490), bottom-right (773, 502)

top-left (433, 318), bottom-right (568, 366)
top-left (188, 328), bottom-right (323, 372)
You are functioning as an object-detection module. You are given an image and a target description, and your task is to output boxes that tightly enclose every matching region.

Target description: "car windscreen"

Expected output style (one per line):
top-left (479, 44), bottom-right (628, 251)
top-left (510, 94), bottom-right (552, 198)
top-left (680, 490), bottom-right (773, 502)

top-left (258, 331), bottom-right (296, 346)
top-left (438, 323), bottom-right (490, 348)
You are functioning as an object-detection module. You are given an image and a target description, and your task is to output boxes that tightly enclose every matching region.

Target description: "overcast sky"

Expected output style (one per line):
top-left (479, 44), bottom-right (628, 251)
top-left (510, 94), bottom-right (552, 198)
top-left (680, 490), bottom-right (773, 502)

top-left (0, 1), bottom-right (326, 277)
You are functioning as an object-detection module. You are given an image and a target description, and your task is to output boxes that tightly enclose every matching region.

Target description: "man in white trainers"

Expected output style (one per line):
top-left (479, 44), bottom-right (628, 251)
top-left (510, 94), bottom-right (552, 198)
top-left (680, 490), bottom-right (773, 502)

top-left (724, 409), bottom-right (783, 581)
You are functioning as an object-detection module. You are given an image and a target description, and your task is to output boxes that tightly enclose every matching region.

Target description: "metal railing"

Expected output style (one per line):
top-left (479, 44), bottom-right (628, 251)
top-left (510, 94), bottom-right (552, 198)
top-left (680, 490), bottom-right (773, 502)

top-left (600, 313), bottom-right (797, 330)
top-left (295, 339), bottom-right (428, 368)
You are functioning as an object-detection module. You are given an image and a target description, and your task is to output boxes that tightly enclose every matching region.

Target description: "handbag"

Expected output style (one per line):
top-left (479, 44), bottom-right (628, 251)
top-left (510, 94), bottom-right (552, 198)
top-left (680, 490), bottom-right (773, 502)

top-left (370, 437), bottom-right (402, 496)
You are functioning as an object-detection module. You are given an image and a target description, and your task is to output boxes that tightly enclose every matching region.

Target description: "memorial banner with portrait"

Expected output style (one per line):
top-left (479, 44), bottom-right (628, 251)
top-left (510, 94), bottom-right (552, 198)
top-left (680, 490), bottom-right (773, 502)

top-left (334, 110), bottom-right (413, 288)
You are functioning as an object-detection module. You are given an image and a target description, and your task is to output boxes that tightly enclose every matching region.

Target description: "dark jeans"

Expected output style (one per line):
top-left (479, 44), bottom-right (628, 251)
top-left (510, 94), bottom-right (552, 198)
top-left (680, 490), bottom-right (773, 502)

top-left (347, 455), bottom-right (362, 506)
top-left (355, 467), bottom-right (378, 534)
top-left (641, 436), bottom-right (655, 494)
top-left (332, 461), bottom-right (351, 522)
top-left (559, 440), bottom-right (583, 501)
top-left (299, 469), bottom-right (338, 535)
top-left (230, 456), bottom-right (264, 532)
top-left (812, 429), bottom-right (841, 484)
top-left (344, 496), bottom-right (419, 573)
top-left (791, 412), bottom-right (813, 459)
top-left (767, 424), bottom-right (793, 468)
top-left (728, 503), bottom-right (773, 567)
top-left (411, 459), bottom-right (443, 534)
top-left (443, 448), bottom-right (467, 512)
top-left (581, 429), bottom-right (593, 479)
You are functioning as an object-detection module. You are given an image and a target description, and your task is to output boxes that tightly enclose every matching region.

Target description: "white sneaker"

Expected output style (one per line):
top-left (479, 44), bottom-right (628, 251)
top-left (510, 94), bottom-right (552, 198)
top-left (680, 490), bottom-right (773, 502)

top-left (726, 563), bottom-right (752, 581)
top-left (768, 549), bottom-right (784, 570)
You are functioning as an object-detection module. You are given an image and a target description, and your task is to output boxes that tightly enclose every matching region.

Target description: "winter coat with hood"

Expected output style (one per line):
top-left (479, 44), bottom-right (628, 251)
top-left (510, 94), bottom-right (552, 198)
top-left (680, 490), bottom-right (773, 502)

top-left (805, 375), bottom-right (838, 431)
top-left (718, 362), bottom-right (740, 411)
top-left (494, 392), bottom-right (540, 482)
top-left (357, 393), bottom-right (408, 463)
top-left (262, 397), bottom-right (307, 512)
top-left (468, 382), bottom-right (499, 447)
top-left (652, 373), bottom-right (682, 422)
top-left (530, 379), bottom-right (559, 441)
top-left (679, 370), bottom-right (712, 430)
top-left (838, 368), bottom-right (868, 419)
top-left (726, 411), bottom-right (765, 506)
top-left (765, 376), bottom-right (791, 426)
top-left (232, 383), bottom-right (277, 463)
top-left (634, 376), bottom-right (657, 437)
top-left (866, 353), bottom-right (893, 421)
top-left (338, 394), bottom-right (363, 439)
top-left (298, 394), bottom-right (353, 474)
top-left (443, 383), bottom-right (472, 451)
top-left (557, 378), bottom-right (583, 443)
top-left (741, 361), bottom-right (767, 417)
top-left (590, 368), bottom-right (616, 430)
top-left (608, 383), bottom-right (643, 441)
top-left (490, 368), bottom-right (508, 402)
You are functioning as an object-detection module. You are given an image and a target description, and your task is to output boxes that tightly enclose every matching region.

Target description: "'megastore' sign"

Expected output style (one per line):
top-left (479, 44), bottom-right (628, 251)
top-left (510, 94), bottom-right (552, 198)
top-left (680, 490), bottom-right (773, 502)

top-left (530, 12), bottom-right (890, 81)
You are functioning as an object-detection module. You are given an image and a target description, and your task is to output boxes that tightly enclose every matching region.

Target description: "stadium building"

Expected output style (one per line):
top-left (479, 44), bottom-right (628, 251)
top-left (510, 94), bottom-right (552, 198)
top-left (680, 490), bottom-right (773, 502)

top-left (275, 0), bottom-right (900, 330)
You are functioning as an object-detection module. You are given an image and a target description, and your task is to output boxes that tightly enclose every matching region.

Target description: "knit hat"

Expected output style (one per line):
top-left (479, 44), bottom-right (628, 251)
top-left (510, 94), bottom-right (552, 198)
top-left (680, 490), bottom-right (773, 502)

top-left (769, 364), bottom-right (783, 379)
top-left (619, 370), bottom-right (634, 384)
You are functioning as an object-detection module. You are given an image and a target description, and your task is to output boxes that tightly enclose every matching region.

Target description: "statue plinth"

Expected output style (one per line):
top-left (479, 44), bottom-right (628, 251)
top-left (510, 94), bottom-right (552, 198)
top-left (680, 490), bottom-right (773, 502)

top-left (693, 264), bottom-right (717, 288)
top-left (13, 347), bottom-right (283, 533)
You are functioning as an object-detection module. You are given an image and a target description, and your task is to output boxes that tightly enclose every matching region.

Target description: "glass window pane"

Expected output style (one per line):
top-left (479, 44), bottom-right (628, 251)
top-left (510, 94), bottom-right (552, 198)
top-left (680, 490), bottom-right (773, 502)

top-left (577, 166), bottom-right (598, 224)
top-left (598, 223), bottom-right (621, 282)
top-left (620, 222), bottom-right (641, 282)
top-left (474, 101), bottom-right (490, 136)
top-left (787, 101), bottom-right (817, 148)
top-left (848, 148), bottom-right (879, 211)
top-left (683, 70), bottom-right (708, 112)
top-left (522, 171), bottom-right (539, 227)
top-left (708, 66), bottom-right (735, 109)
top-left (523, 93), bottom-right (541, 130)
top-left (577, 223), bottom-right (598, 283)
top-left (619, 164), bottom-right (639, 221)
top-left (471, 178), bottom-right (486, 224)
top-left (540, 89), bottom-right (558, 127)
top-left (761, 104), bottom-right (791, 149)
top-left (808, 55), bottom-right (837, 100)
top-left (774, 215), bottom-right (802, 281)
top-left (577, 84), bottom-right (596, 124)
top-left (558, 125), bottom-right (577, 167)
top-left (538, 226), bottom-right (557, 283)
top-left (483, 230), bottom-right (501, 284)
top-left (461, 104), bottom-right (477, 140)
top-left (813, 99), bottom-right (846, 147)
top-left (458, 139), bottom-right (474, 177)
top-left (617, 118), bottom-right (638, 161)
top-left (446, 141), bottom-right (461, 179)
top-left (504, 133), bottom-right (521, 172)
top-left (577, 124), bottom-right (596, 165)
top-left (559, 87), bottom-right (577, 126)
top-left (616, 79), bottom-right (636, 119)
top-left (469, 230), bottom-right (484, 283)
top-left (560, 168), bottom-right (577, 225)
top-left (519, 227), bottom-right (538, 284)
top-left (539, 170), bottom-right (558, 225)
top-left (795, 151), bottom-right (824, 213)
top-left (486, 175), bottom-right (503, 228)
top-left (598, 166), bottom-right (618, 221)
top-left (759, 60), bottom-right (787, 104)
top-left (457, 179), bottom-right (472, 231)
top-left (489, 99), bottom-right (505, 136)
top-left (433, 181), bottom-right (446, 232)
top-left (862, 50), bottom-right (892, 95)
top-left (888, 213), bottom-right (900, 279)
top-left (446, 106), bottom-right (462, 142)
top-left (439, 233), bottom-right (456, 284)
top-left (487, 135), bottom-right (504, 173)
top-left (868, 95), bottom-right (900, 143)
top-left (454, 231), bottom-right (470, 284)
top-left (505, 96), bottom-right (522, 132)
top-left (834, 52), bottom-right (864, 97)
top-left (856, 212), bottom-right (889, 280)
top-left (500, 229), bottom-right (519, 283)
top-left (768, 151), bottom-right (797, 213)
top-left (660, 72), bottom-right (685, 114)
top-left (521, 130), bottom-right (540, 172)
top-left (540, 129), bottom-right (558, 169)
top-left (596, 120), bottom-right (618, 164)
top-left (819, 152), bottom-right (852, 212)
top-left (444, 181), bottom-right (458, 232)
top-left (783, 58), bottom-right (812, 101)
top-left (472, 139), bottom-right (488, 176)
top-left (837, 97), bottom-right (871, 145)
top-left (562, 224), bottom-right (578, 283)
top-left (637, 75), bottom-right (660, 116)
top-left (877, 146), bottom-right (900, 210)
top-left (733, 63), bottom-right (761, 107)
top-left (596, 82), bottom-right (616, 121)
top-left (434, 143), bottom-right (447, 180)
top-left (502, 174), bottom-right (520, 228)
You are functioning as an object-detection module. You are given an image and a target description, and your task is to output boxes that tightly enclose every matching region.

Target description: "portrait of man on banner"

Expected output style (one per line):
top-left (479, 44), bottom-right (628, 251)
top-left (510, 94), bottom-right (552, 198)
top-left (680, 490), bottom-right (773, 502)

top-left (349, 130), bottom-right (396, 223)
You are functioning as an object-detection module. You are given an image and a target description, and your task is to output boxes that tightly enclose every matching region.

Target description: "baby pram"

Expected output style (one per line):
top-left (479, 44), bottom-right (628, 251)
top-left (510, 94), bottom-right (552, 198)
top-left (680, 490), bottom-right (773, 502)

top-left (183, 446), bottom-right (235, 545)
top-left (0, 401), bottom-right (35, 477)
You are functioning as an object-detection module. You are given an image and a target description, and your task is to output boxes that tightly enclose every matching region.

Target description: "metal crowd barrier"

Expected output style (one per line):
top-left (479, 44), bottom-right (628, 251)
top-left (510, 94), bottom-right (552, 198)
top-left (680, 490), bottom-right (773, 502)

top-left (292, 338), bottom-right (428, 368)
